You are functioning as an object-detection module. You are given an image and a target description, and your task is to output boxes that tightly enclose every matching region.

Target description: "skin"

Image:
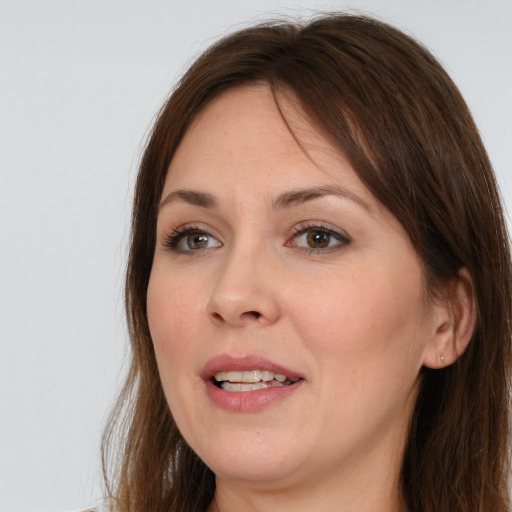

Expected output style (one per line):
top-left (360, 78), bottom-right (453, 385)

top-left (147, 84), bottom-right (464, 512)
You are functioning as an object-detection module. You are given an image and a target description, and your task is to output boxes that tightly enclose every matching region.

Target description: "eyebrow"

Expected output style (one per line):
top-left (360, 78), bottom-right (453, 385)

top-left (159, 189), bottom-right (218, 210)
top-left (158, 185), bottom-right (371, 213)
top-left (272, 185), bottom-right (371, 212)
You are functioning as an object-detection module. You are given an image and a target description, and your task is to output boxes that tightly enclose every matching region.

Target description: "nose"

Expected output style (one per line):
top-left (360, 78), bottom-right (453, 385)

top-left (206, 244), bottom-right (281, 327)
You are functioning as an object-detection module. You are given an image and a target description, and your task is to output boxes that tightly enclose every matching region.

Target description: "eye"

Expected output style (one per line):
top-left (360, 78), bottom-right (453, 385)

top-left (164, 225), bottom-right (222, 253)
top-left (288, 224), bottom-right (350, 252)
top-left (303, 230), bottom-right (332, 249)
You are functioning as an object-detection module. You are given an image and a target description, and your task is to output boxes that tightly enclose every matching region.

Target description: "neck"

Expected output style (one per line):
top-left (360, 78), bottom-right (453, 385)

top-left (207, 452), bottom-right (408, 512)
top-left (208, 482), bottom-right (407, 512)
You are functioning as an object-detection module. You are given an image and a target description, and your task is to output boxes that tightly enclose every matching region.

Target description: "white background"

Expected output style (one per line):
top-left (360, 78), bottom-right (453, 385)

top-left (1, 1), bottom-right (511, 510)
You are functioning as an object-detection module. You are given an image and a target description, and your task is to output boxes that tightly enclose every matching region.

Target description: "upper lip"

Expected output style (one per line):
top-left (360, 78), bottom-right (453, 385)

top-left (201, 354), bottom-right (304, 381)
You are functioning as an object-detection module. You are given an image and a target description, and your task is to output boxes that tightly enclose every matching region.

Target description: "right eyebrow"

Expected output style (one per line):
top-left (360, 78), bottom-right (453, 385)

top-left (158, 189), bottom-right (218, 211)
top-left (272, 185), bottom-right (371, 213)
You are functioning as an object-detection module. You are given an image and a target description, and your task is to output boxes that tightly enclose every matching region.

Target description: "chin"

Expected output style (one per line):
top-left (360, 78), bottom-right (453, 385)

top-left (207, 454), bottom-right (304, 486)
top-left (189, 426), bottom-right (308, 485)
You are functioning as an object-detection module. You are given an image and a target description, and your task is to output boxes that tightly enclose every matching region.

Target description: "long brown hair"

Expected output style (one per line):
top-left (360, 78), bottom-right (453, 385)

top-left (102, 13), bottom-right (512, 512)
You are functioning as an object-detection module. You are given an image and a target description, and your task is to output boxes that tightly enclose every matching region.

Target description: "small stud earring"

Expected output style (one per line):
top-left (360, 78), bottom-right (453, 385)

top-left (440, 355), bottom-right (444, 363)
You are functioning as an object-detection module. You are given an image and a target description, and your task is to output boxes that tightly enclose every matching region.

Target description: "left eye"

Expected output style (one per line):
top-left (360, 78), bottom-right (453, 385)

top-left (291, 226), bottom-right (349, 250)
top-left (165, 228), bottom-right (222, 253)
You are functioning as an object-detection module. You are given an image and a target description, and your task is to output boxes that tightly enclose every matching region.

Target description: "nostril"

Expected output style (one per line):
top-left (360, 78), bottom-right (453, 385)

top-left (209, 309), bottom-right (264, 324)
top-left (245, 311), bottom-right (261, 319)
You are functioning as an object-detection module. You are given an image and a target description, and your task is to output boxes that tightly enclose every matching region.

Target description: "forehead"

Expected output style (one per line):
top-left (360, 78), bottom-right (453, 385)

top-left (164, 84), bottom-right (373, 202)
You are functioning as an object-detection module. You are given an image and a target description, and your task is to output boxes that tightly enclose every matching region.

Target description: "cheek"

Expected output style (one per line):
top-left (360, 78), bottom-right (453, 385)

top-left (299, 266), bottom-right (423, 337)
top-left (300, 273), bottom-right (425, 432)
top-left (292, 262), bottom-right (427, 389)
top-left (146, 270), bottom-right (204, 385)
top-left (146, 278), bottom-right (206, 440)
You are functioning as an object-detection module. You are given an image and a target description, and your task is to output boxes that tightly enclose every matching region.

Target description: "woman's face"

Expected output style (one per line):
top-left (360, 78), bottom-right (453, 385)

top-left (147, 84), bottom-right (439, 491)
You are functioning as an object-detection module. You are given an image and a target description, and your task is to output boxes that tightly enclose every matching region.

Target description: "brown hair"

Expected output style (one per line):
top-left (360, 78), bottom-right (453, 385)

top-left (102, 13), bottom-right (512, 512)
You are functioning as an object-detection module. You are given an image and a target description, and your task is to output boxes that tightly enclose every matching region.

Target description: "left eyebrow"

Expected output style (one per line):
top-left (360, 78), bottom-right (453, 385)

top-left (158, 189), bottom-right (218, 211)
top-left (272, 185), bottom-right (372, 213)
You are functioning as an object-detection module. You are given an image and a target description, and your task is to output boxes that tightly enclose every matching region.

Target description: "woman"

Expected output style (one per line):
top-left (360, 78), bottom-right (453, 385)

top-left (102, 13), bottom-right (512, 512)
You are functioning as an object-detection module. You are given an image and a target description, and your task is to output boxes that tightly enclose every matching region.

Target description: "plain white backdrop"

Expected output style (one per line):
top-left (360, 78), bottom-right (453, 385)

top-left (1, 1), bottom-right (511, 510)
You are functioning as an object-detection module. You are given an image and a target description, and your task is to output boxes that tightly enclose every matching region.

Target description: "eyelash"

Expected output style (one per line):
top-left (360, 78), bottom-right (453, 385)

top-left (163, 223), bottom-right (350, 255)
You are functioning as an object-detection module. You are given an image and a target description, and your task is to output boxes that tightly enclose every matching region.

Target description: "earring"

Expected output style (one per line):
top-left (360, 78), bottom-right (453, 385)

top-left (440, 354), bottom-right (444, 363)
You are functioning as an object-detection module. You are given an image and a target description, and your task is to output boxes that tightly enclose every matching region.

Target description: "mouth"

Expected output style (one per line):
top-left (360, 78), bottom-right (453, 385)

top-left (212, 369), bottom-right (301, 392)
top-left (202, 354), bottom-right (304, 411)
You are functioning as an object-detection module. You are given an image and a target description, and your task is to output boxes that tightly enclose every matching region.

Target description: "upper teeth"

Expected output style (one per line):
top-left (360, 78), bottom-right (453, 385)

top-left (214, 370), bottom-right (291, 383)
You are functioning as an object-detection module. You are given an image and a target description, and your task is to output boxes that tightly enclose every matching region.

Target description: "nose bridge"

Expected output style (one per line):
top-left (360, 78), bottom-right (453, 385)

top-left (206, 235), bottom-right (280, 326)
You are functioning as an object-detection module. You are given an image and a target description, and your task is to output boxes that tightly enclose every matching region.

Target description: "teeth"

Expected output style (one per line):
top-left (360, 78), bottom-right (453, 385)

top-left (214, 369), bottom-right (299, 385)
top-left (261, 370), bottom-right (273, 382)
top-left (222, 382), bottom-right (242, 392)
top-left (215, 371), bottom-right (227, 381)
top-left (221, 380), bottom-right (287, 392)
top-left (242, 370), bottom-right (261, 383)
top-left (227, 370), bottom-right (243, 382)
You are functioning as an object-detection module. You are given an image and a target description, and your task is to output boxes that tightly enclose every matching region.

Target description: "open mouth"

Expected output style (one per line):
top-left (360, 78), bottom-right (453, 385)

top-left (212, 369), bottom-right (301, 392)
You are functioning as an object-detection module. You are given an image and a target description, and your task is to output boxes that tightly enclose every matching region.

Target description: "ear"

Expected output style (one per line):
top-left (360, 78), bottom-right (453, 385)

top-left (422, 268), bottom-right (476, 369)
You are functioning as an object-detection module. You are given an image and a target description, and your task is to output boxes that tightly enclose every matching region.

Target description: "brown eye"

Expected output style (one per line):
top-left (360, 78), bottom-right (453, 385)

top-left (306, 230), bottom-right (331, 248)
top-left (289, 224), bottom-right (350, 253)
top-left (187, 233), bottom-right (209, 249)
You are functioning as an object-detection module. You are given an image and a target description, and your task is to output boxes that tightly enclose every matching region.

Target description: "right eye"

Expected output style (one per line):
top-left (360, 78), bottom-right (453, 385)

top-left (164, 226), bottom-right (222, 253)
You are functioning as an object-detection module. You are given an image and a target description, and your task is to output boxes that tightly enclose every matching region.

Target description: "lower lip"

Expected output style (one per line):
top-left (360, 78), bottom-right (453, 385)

top-left (205, 379), bottom-right (304, 412)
